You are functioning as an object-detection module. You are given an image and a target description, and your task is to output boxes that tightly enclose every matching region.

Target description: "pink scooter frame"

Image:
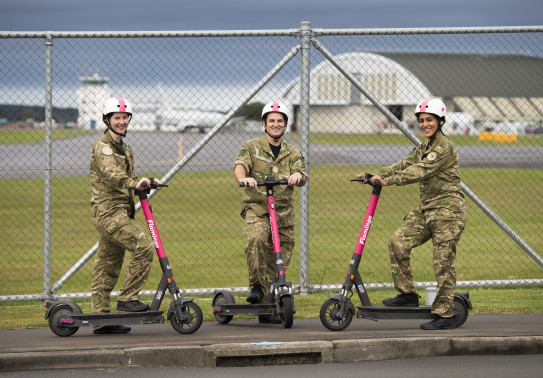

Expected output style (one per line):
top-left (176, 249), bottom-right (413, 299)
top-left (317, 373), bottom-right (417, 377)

top-left (212, 176), bottom-right (295, 328)
top-left (319, 174), bottom-right (472, 331)
top-left (45, 179), bottom-right (203, 336)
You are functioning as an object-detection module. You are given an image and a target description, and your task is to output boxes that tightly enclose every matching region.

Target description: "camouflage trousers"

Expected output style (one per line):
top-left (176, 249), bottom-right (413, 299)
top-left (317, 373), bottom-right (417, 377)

top-left (243, 207), bottom-right (295, 301)
top-left (388, 206), bottom-right (466, 317)
top-left (91, 215), bottom-right (154, 313)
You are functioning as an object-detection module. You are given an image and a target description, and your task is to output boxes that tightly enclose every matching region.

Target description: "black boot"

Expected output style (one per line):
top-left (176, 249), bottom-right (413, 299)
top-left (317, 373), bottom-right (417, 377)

top-left (258, 314), bottom-right (282, 324)
top-left (246, 286), bottom-right (264, 304)
top-left (93, 325), bottom-right (131, 334)
top-left (116, 300), bottom-right (149, 312)
top-left (382, 292), bottom-right (420, 307)
top-left (420, 315), bottom-right (456, 330)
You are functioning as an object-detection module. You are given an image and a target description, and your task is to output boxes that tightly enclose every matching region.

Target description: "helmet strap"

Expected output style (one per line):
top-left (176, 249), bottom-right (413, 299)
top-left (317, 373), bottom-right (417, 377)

top-left (263, 120), bottom-right (285, 143)
top-left (105, 115), bottom-right (129, 137)
top-left (265, 128), bottom-right (284, 143)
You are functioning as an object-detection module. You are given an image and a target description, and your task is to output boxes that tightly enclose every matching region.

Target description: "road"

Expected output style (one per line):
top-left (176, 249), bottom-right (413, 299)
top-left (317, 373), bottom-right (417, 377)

top-left (1, 131), bottom-right (542, 179)
top-left (4, 355), bottom-right (543, 377)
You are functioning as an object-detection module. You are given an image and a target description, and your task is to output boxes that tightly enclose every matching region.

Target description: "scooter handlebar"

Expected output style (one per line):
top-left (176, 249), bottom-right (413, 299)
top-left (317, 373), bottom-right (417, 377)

top-left (351, 173), bottom-right (382, 186)
top-left (141, 178), bottom-right (168, 190)
top-left (239, 177), bottom-right (289, 187)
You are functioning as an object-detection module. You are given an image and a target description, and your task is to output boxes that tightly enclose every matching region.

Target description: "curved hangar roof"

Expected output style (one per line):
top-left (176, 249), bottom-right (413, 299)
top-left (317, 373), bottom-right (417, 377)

top-left (281, 52), bottom-right (543, 104)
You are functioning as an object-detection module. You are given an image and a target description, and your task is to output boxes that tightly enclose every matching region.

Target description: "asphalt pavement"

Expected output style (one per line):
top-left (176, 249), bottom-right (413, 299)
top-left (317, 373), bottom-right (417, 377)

top-left (1, 314), bottom-right (542, 372)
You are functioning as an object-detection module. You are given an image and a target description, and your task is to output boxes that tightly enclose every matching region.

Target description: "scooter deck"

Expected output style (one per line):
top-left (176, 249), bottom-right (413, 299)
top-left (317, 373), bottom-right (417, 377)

top-left (69, 311), bottom-right (164, 326)
top-left (215, 303), bottom-right (276, 316)
top-left (357, 305), bottom-right (434, 320)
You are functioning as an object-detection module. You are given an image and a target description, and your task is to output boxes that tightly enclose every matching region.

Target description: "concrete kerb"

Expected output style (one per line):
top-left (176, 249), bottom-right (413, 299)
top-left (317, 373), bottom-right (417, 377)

top-left (333, 337), bottom-right (451, 363)
top-left (1, 336), bottom-right (543, 372)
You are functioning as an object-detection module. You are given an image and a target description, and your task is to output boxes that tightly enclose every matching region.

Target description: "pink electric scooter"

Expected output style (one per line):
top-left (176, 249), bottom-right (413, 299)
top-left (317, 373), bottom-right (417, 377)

top-left (319, 174), bottom-right (471, 331)
top-left (212, 176), bottom-right (295, 328)
top-left (45, 179), bottom-right (203, 336)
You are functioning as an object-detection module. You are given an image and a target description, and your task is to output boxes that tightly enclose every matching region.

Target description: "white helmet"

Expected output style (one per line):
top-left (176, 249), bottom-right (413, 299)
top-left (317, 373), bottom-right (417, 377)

top-left (415, 98), bottom-right (446, 119)
top-left (103, 97), bottom-right (132, 117)
top-left (261, 101), bottom-right (290, 125)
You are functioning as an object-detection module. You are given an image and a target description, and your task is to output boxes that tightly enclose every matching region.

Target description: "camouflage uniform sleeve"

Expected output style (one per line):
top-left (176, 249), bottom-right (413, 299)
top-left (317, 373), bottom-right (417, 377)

top-left (377, 148), bottom-right (417, 178)
top-left (290, 148), bottom-right (307, 177)
top-left (234, 141), bottom-right (253, 174)
top-left (125, 146), bottom-right (139, 187)
top-left (385, 144), bottom-right (453, 186)
top-left (94, 142), bottom-right (139, 190)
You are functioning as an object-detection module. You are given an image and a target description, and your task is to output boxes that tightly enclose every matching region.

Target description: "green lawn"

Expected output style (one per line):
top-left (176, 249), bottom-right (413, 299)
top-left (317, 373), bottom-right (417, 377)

top-left (2, 130), bottom-right (543, 146)
top-left (1, 165), bottom-right (541, 299)
top-left (1, 133), bottom-right (542, 329)
top-left (0, 129), bottom-right (93, 144)
top-left (289, 133), bottom-right (543, 146)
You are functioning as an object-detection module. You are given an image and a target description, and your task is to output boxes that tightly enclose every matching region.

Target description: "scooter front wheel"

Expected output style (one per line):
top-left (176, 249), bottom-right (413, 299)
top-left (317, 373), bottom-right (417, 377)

top-left (170, 301), bottom-right (203, 334)
top-left (48, 304), bottom-right (80, 337)
top-left (212, 293), bottom-right (234, 324)
top-left (279, 295), bottom-right (294, 328)
top-left (320, 298), bottom-right (353, 331)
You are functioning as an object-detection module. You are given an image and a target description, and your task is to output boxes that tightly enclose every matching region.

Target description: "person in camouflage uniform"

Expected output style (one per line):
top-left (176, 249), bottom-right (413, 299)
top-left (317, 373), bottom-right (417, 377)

top-left (90, 98), bottom-right (162, 334)
top-left (234, 101), bottom-right (307, 323)
top-left (356, 98), bottom-right (466, 330)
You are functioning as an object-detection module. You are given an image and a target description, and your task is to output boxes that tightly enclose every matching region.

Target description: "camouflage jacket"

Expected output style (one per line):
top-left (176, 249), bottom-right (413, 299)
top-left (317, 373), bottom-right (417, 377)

top-left (377, 132), bottom-right (465, 212)
top-left (235, 136), bottom-right (307, 216)
top-left (90, 132), bottom-right (139, 224)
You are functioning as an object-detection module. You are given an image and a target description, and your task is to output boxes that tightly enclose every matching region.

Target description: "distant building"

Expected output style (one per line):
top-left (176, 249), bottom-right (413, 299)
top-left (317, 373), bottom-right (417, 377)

top-left (76, 73), bottom-right (111, 130)
top-left (281, 52), bottom-right (543, 135)
top-left (76, 77), bottom-right (224, 133)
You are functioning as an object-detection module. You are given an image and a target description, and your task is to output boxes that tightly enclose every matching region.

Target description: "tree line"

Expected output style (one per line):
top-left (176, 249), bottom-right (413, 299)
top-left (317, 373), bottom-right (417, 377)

top-left (0, 104), bottom-right (78, 124)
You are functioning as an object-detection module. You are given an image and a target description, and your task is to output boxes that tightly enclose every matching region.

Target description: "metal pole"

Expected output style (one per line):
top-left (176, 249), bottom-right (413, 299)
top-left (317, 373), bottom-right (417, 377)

top-left (43, 33), bottom-right (53, 300)
top-left (311, 37), bottom-right (543, 269)
top-left (298, 22), bottom-right (312, 294)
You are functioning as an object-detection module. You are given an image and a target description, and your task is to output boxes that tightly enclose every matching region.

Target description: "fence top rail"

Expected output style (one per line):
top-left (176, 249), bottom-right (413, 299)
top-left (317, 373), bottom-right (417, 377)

top-left (0, 29), bottom-right (301, 39)
top-left (1, 25), bottom-right (542, 39)
top-left (312, 25), bottom-right (543, 36)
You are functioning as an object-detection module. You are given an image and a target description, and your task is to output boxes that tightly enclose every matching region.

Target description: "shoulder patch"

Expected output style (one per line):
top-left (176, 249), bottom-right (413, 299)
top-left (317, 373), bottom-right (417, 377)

top-left (434, 145), bottom-right (445, 154)
top-left (427, 152), bottom-right (437, 161)
top-left (102, 146), bottom-right (113, 156)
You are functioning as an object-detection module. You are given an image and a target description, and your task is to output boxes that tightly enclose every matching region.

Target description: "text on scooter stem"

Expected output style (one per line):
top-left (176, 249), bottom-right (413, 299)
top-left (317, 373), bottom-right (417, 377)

top-left (359, 215), bottom-right (373, 245)
top-left (147, 219), bottom-right (160, 250)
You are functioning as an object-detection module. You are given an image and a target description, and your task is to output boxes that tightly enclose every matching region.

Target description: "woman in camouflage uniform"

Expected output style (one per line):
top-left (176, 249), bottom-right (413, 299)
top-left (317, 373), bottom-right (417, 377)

top-left (356, 98), bottom-right (466, 330)
top-left (89, 98), bottom-right (162, 334)
top-left (234, 101), bottom-right (307, 324)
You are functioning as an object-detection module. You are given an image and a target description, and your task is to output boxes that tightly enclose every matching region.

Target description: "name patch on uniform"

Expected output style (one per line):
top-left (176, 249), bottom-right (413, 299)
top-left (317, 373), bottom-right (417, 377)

top-left (102, 146), bottom-right (113, 156)
top-left (427, 152), bottom-right (437, 161)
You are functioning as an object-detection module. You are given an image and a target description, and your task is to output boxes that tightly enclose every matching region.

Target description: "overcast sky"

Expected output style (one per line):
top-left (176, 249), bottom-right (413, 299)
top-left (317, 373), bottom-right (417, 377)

top-left (1, 0), bottom-right (542, 32)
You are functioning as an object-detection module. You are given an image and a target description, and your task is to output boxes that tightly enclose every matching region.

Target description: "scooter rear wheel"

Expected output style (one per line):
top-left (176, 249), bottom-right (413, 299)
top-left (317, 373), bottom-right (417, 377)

top-left (453, 296), bottom-right (469, 327)
top-left (213, 293), bottom-right (234, 324)
top-left (48, 304), bottom-right (79, 337)
top-left (279, 295), bottom-right (294, 328)
top-left (320, 298), bottom-right (353, 331)
top-left (170, 301), bottom-right (203, 334)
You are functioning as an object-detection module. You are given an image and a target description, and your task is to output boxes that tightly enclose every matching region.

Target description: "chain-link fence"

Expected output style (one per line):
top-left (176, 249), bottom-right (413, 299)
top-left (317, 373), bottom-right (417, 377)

top-left (1, 24), bottom-right (542, 302)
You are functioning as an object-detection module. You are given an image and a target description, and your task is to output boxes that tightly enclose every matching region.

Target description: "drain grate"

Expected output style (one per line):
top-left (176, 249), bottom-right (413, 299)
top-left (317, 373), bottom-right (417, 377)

top-left (216, 352), bottom-right (322, 367)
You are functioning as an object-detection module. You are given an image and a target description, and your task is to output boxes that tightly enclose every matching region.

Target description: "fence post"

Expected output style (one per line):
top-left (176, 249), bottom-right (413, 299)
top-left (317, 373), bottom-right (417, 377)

top-left (298, 21), bottom-right (312, 294)
top-left (43, 32), bottom-right (54, 300)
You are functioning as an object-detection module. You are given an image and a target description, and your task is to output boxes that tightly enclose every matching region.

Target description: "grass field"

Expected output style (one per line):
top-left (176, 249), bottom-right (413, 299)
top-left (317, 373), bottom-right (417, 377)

top-left (2, 129), bottom-right (543, 146)
top-left (1, 132), bottom-right (542, 329)
top-left (0, 129), bottom-right (92, 144)
top-left (1, 165), bottom-right (541, 297)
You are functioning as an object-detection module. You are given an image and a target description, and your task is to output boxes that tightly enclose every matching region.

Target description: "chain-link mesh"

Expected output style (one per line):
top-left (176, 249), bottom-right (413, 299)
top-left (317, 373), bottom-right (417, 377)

top-left (0, 27), bottom-right (541, 302)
